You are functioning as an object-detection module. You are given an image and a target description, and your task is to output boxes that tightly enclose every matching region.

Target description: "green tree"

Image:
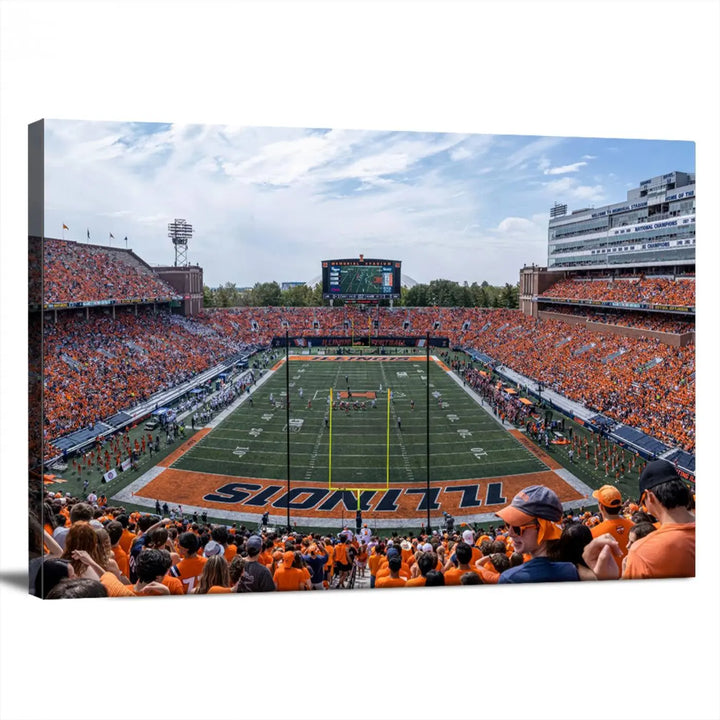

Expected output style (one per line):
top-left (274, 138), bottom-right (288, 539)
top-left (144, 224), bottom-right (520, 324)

top-left (221, 282), bottom-right (242, 307)
top-left (427, 279), bottom-right (458, 306)
top-left (202, 285), bottom-right (215, 308)
top-left (251, 281), bottom-right (282, 306)
top-left (282, 284), bottom-right (312, 306)
top-left (309, 282), bottom-right (324, 306)
top-left (404, 283), bottom-right (429, 306)
top-left (500, 282), bottom-right (520, 308)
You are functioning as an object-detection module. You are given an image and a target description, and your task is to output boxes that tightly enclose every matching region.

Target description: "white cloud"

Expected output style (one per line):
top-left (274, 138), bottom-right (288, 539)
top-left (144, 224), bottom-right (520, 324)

top-left (48, 122), bottom-right (668, 287)
top-left (544, 161), bottom-right (587, 175)
top-left (503, 136), bottom-right (563, 170)
top-left (581, 154), bottom-right (597, 160)
top-left (543, 176), bottom-right (605, 203)
top-left (450, 146), bottom-right (471, 161)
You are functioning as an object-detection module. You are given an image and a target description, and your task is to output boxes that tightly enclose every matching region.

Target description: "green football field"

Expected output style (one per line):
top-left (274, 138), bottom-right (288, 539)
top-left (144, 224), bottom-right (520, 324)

top-left (172, 357), bottom-right (548, 486)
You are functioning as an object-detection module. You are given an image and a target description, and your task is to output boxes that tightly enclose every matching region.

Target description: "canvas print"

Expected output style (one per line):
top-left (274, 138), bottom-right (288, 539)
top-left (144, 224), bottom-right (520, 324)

top-left (29, 121), bottom-right (696, 598)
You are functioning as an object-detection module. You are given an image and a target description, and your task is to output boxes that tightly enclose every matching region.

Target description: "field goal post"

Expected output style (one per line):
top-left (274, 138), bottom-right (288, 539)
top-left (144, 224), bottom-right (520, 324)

top-left (327, 386), bottom-right (392, 493)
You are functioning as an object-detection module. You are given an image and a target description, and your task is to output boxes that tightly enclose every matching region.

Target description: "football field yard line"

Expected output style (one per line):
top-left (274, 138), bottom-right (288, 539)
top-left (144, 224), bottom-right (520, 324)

top-left (172, 357), bottom-right (552, 486)
top-left (380, 361), bottom-right (415, 482)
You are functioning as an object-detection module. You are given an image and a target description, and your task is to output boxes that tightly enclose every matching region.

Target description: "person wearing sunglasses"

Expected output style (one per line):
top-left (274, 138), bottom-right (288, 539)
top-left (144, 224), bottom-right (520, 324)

top-left (583, 460), bottom-right (695, 580)
top-left (495, 485), bottom-right (580, 583)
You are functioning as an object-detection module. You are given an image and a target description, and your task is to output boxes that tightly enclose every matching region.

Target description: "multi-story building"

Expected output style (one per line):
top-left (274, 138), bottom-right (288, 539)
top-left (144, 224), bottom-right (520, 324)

top-left (547, 171), bottom-right (695, 272)
top-left (518, 171), bottom-right (695, 348)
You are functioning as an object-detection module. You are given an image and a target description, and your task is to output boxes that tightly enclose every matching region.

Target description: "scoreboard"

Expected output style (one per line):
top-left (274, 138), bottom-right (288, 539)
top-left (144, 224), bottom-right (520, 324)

top-left (322, 258), bottom-right (401, 300)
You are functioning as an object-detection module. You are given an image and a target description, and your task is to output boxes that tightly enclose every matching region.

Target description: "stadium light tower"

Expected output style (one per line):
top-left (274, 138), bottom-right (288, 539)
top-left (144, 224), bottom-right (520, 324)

top-left (168, 218), bottom-right (193, 267)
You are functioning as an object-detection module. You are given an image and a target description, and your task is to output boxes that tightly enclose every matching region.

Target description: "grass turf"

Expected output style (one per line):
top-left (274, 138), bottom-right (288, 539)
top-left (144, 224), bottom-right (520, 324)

top-left (170, 357), bottom-right (548, 487)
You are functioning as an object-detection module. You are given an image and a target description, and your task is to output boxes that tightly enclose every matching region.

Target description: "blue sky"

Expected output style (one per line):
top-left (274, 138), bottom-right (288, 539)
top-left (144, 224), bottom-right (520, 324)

top-left (44, 121), bottom-right (695, 287)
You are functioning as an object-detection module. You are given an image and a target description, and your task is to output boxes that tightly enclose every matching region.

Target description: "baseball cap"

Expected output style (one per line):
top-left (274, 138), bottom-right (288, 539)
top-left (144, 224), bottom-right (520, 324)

top-left (204, 540), bottom-right (223, 557)
top-left (282, 550), bottom-right (295, 567)
top-left (592, 485), bottom-right (622, 508)
top-left (639, 460), bottom-right (681, 496)
top-left (400, 540), bottom-right (411, 551)
top-left (496, 485), bottom-right (563, 525)
top-left (246, 535), bottom-right (263, 554)
top-left (462, 529), bottom-right (474, 544)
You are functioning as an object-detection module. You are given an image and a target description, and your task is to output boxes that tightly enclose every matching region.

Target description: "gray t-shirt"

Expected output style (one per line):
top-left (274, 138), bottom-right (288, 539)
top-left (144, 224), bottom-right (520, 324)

top-left (53, 526), bottom-right (70, 550)
top-left (237, 560), bottom-right (275, 592)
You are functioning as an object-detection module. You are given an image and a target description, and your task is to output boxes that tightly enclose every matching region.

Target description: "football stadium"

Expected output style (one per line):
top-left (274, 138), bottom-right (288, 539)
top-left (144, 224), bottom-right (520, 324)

top-left (30, 163), bottom-right (696, 597)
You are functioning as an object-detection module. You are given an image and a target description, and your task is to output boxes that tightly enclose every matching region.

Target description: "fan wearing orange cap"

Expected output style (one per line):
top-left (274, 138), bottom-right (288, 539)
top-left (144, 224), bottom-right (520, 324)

top-left (583, 460), bottom-right (695, 580)
top-left (495, 485), bottom-right (580, 583)
top-left (590, 485), bottom-right (634, 572)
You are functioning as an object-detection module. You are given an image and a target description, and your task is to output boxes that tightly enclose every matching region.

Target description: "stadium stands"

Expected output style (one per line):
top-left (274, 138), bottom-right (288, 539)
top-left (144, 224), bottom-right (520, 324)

top-left (43, 239), bottom-right (178, 305)
top-left (42, 305), bottom-right (695, 453)
top-left (538, 275), bottom-right (695, 308)
top-left (538, 306), bottom-right (695, 334)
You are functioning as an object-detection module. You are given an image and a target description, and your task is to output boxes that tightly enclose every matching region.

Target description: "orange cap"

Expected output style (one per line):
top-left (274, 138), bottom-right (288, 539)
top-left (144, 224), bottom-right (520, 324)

top-left (592, 485), bottom-right (622, 508)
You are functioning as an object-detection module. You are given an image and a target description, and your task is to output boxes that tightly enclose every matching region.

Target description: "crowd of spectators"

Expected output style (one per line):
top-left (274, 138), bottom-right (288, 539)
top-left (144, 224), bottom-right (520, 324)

top-left (42, 309), bottom-right (249, 441)
top-left (538, 275), bottom-right (695, 308)
top-left (539, 306), bottom-right (695, 334)
top-left (31, 459), bottom-right (694, 598)
top-left (43, 239), bottom-right (178, 305)
top-left (42, 304), bottom-right (695, 453)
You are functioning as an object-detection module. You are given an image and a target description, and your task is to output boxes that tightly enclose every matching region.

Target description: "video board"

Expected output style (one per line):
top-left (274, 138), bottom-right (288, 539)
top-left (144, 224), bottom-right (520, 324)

top-left (322, 258), bottom-right (401, 300)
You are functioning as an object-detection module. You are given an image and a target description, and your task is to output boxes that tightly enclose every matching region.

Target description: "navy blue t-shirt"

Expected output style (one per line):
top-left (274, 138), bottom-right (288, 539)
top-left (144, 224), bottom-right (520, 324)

top-left (302, 553), bottom-right (328, 584)
top-left (498, 557), bottom-right (580, 584)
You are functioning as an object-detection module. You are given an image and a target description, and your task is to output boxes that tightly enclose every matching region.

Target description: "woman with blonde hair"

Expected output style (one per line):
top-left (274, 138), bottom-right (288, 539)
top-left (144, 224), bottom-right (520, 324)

top-left (93, 526), bottom-right (125, 580)
top-left (193, 555), bottom-right (232, 594)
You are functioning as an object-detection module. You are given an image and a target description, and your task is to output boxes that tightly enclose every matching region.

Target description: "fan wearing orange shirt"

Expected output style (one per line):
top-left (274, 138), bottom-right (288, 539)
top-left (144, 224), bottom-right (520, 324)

top-left (211, 526), bottom-right (237, 563)
top-left (444, 542), bottom-right (484, 585)
top-left (406, 551), bottom-right (436, 587)
top-left (132, 549), bottom-right (171, 596)
top-left (475, 552), bottom-right (510, 584)
top-left (375, 554), bottom-right (407, 588)
top-left (273, 551), bottom-right (308, 591)
top-left (368, 544), bottom-right (385, 588)
top-left (590, 485), bottom-right (635, 572)
top-left (169, 531), bottom-right (207, 594)
top-left (105, 520), bottom-right (130, 579)
top-left (583, 461), bottom-right (695, 581)
top-left (333, 537), bottom-right (351, 588)
top-left (117, 515), bottom-right (136, 555)
top-left (355, 541), bottom-right (369, 577)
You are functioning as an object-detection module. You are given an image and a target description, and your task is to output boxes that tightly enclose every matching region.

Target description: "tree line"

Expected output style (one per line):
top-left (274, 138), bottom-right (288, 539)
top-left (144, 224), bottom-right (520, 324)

top-left (203, 279), bottom-right (519, 309)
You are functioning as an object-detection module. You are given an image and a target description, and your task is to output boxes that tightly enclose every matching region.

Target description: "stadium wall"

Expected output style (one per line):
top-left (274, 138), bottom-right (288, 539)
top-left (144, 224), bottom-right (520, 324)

top-left (154, 265), bottom-right (204, 316)
top-left (537, 310), bottom-right (694, 347)
top-left (519, 266), bottom-right (563, 318)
